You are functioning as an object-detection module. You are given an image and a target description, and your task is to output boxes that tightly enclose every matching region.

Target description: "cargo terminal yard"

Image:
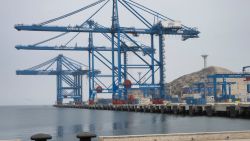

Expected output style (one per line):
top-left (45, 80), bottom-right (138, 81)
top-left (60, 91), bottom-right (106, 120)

top-left (53, 66), bottom-right (250, 118)
top-left (2, 0), bottom-right (249, 140)
top-left (15, 0), bottom-right (250, 119)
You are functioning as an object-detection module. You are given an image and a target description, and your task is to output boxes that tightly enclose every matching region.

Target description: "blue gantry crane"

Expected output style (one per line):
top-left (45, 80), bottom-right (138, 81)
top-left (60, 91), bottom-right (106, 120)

top-left (243, 66), bottom-right (250, 94)
top-left (15, 0), bottom-right (200, 105)
top-left (182, 81), bottom-right (237, 105)
top-left (208, 71), bottom-right (250, 102)
top-left (16, 54), bottom-right (99, 105)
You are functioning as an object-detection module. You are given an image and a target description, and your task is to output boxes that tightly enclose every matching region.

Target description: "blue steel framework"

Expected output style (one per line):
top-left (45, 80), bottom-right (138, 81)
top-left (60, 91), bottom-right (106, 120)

top-left (183, 82), bottom-right (214, 96)
top-left (184, 81), bottom-right (236, 102)
top-left (208, 73), bottom-right (250, 102)
top-left (243, 66), bottom-right (250, 73)
top-left (15, 0), bottom-right (200, 104)
top-left (16, 55), bottom-right (96, 104)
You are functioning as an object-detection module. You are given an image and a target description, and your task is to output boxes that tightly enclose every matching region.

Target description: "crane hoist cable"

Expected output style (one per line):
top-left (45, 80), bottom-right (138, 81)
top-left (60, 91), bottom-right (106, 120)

top-left (124, 0), bottom-right (194, 30)
top-left (39, 0), bottom-right (107, 26)
top-left (123, 0), bottom-right (168, 22)
top-left (32, 0), bottom-right (110, 47)
top-left (64, 0), bottom-right (110, 46)
top-left (64, 56), bottom-right (89, 68)
top-left (125, 0), bottom-right (174, 22)
top-left (118, 0), bottom-right (152, 28)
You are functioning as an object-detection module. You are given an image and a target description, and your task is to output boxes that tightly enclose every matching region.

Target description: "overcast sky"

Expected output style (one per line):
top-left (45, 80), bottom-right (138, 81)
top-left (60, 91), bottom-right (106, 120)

top-left (0, 0), bottom-right (249, 105)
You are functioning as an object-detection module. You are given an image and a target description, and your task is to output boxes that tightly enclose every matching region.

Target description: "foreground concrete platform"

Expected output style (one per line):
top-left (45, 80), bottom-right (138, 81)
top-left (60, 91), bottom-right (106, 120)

top-left (99, 131), bottom-right (250, 141)
top-left (0, 139), bottom-right (21, 141)
top-left (209, 139), bottom-right (250, 141)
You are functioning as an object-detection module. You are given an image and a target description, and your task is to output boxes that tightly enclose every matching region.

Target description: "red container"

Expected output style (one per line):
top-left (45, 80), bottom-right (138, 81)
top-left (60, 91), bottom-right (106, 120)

top-left (245, 77), bottom-right (250, 81)
top-left (96, 86), bottom-right (103, 93)
top-left (152, 99), bottom-right (164, 104)
top-left (128, 95), bottom-right (135, 101)
top-left (123, 80), bottom-right (132, 88)
top-left (112, 100), bottom-right (127, 105)
top-left (89, 100), bottom-right (95, 105)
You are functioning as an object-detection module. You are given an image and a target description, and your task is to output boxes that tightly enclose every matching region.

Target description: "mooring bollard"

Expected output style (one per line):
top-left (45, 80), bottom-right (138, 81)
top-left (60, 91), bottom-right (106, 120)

top-left (31, 133), bottom-right (52, 141)
top-left (77, 132), bottom-right (97, 141)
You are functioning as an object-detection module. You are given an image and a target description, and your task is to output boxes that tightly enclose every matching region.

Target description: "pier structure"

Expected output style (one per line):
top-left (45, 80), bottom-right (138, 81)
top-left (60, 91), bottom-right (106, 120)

top-left (54, 102), bottom-right (250, 118)
top-left (15, 0), bottom-right (200, 105)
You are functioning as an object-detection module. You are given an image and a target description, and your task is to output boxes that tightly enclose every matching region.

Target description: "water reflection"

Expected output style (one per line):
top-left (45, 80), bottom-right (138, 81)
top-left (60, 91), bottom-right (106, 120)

top-left (53, 109), bottom-right (201, 137)
top-left (113, 112), bottom-right (134, 134)
top-left (113, 122), bottom-right (122, 130)
top-left (160, 114), bottom-right (166, 122)
top-left (73, 124), bottom-right (83, 133)
top-left (1, 106), bottom-right (250, 141)
top-left (159, 115), bottom-right (168, 133)
top-left (152, 115), bottom-right (157, 124)
top-left (89, 123), bottom-right (96, 132)
top-left (55, 124), bottom-right (84, 141)
top-left (124, 121), bottom-right (129, 129)
top-left (57, 126), bottom-right (64, 137)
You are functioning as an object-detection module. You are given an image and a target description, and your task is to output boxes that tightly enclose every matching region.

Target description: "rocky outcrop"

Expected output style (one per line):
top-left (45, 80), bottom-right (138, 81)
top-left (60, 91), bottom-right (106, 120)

top-left (166, 66), bottom-right (238, 95)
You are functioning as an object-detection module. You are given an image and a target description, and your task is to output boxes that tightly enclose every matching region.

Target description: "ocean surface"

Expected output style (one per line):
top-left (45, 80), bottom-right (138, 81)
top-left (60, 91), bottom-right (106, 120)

top-left (0, 106), bottom-right (250, 141)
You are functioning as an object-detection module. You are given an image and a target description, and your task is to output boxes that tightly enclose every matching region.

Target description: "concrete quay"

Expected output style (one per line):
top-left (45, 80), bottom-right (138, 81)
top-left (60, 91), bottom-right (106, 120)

top-left (54, 103), bottom-right (250, 118)
top-left (0, 140), bottom-right (21, 141)
top-left (98, 131), bottom-right (250, 141)
top-left (7, 131), bottom-right (250, 141)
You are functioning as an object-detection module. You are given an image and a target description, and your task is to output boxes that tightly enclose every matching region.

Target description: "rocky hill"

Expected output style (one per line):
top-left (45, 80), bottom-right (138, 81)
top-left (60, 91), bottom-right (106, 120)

top-left (166, 66), bottom-right (246, 96)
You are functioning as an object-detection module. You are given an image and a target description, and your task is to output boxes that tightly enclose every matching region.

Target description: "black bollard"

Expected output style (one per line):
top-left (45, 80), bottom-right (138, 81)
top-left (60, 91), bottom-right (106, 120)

top-left (31, 133), bottom-right (52, 141)
top-left (77, 132), bottom-right (97, 141)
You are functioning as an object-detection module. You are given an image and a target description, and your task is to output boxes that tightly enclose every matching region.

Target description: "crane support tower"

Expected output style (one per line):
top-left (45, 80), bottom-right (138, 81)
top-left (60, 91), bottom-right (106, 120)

top-left (16, 54), bottom-right (99, 105)
top-left (15, 0), bottom-right (200, 105)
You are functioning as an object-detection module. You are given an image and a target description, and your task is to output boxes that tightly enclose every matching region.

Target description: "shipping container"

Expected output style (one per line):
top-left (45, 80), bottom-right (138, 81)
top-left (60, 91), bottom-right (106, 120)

top-left (247, 84), bottom-right (250, 93)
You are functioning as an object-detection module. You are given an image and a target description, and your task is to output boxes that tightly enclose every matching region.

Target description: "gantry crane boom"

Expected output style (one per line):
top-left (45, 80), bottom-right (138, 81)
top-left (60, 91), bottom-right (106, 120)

top-left (15, 45), bottom-right (151, 52)
top-left (208, 73), bottom-right (250, 78)
top-left (15, 25), bottom-right (199, 39)
top-left (16, 70), bottom-right (88, 75)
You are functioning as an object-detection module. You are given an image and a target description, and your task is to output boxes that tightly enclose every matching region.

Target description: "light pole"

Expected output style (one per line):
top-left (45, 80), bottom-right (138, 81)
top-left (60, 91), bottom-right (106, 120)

top-left (201, 54), bottom-right (208, 68)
